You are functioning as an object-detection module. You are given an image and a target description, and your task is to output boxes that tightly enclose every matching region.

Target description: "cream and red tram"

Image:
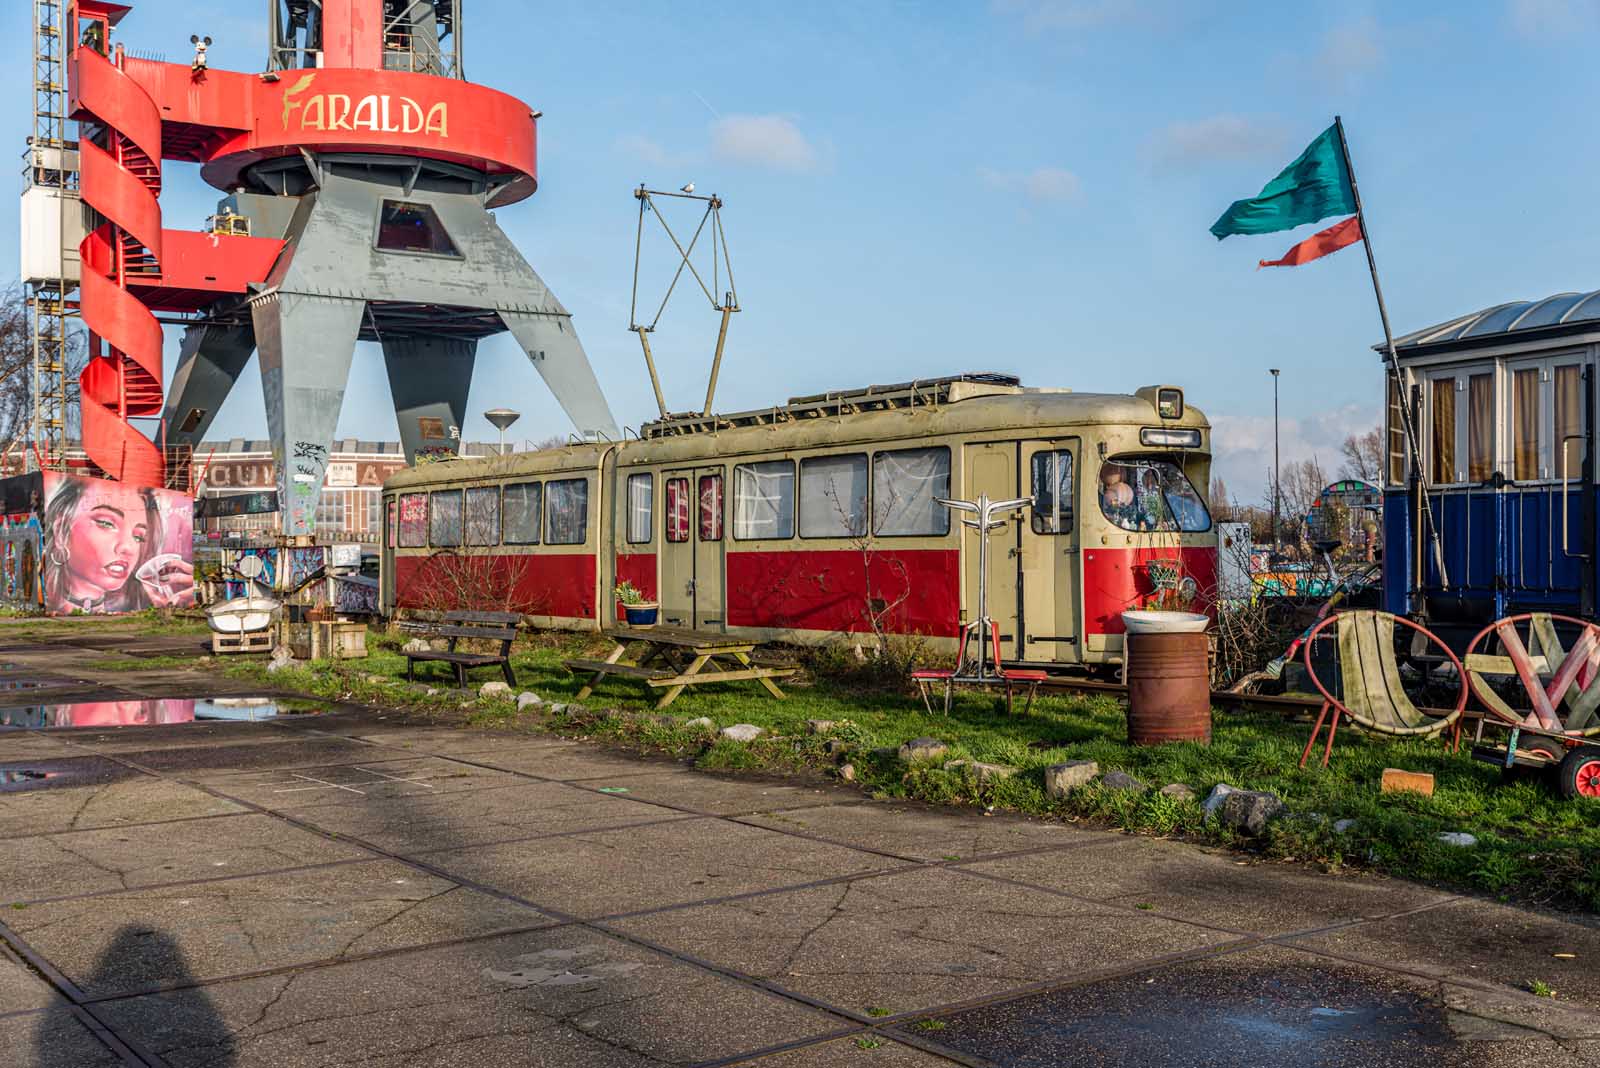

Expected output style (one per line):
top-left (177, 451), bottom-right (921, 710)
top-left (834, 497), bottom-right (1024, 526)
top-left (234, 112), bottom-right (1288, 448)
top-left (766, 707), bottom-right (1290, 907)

top-left (380, 375), bottom-right (1216, 668)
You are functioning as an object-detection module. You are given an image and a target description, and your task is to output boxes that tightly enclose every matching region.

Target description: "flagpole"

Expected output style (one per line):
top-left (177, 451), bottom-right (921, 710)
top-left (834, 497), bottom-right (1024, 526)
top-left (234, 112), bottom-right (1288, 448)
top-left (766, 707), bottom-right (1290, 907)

top-left (1332, 114), bottom-right (1448, 593)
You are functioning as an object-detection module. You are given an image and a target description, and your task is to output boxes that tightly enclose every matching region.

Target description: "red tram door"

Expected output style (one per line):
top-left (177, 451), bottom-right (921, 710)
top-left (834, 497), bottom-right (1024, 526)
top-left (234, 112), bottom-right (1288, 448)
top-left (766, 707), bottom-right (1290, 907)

top-left (659, 467), bottom-right (726, 631)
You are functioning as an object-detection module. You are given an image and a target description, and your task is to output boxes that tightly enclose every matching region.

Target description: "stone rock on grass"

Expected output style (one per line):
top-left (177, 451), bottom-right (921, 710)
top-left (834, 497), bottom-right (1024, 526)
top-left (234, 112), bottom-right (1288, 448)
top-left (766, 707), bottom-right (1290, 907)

top-left (685, 717), bottom-right (715, 731)
top-left (1217, 790), bottom-right (1285, 836)
top-left (1201, 783), bottom-right (1240, 819)
top-left (1043, 760), bottom-right (1098, 799)
top-left (1333, 818), bottom-right (1358, 834)
top-left (947, 759), bottom-right (1017, 783)
top-left (838, 763), bottom-right (856, 783)
top-left (1158, 783), bottom-right (1196, 801)
top-left (364, 674), bottom-right (389, 685)
top-left (806, 719), bottom-right (837, 735)
top-left (402, 638), bottom-right (431, 654)
top-left (1101, 770), bottom-right (1148, 793)
top-left (1437, 831), bottom-right (1478, 848)
top-left (719, 724), bottom-right (764, 742)
top-left (479, 681), bottom-right (512, 698)
top-left (517, 692), bottom-right (542, 710)
top-left (898, 738), bottom-right (949, 763)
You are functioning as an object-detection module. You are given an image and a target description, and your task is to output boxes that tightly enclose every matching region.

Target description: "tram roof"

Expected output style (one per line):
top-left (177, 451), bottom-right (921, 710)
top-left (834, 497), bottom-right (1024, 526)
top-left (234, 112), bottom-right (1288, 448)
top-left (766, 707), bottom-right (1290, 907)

top-left (1388, 288), bottom-right (1600, 356)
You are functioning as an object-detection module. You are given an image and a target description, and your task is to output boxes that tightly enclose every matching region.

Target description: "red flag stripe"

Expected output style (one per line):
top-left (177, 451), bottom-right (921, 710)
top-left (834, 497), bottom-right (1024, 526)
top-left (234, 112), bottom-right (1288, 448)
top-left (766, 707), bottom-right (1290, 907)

top-left (1258, 214), bottom-right (1363, 268)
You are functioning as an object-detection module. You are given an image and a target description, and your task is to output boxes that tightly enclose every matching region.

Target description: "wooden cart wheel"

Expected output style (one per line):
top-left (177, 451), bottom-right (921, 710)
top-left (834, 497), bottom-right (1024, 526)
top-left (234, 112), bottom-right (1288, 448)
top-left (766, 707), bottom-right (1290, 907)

top-left (1557, 747), bottom-right (1600, 801)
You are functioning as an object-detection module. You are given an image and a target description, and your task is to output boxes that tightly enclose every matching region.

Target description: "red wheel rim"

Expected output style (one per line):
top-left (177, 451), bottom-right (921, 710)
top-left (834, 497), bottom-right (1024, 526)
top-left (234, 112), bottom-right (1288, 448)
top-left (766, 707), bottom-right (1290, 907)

top-left (1578, 758), bottom-right (1600, 799)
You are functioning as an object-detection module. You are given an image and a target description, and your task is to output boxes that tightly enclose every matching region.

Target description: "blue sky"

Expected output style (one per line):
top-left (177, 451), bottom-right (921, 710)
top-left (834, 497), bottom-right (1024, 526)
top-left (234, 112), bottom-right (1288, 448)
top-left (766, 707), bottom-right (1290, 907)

top-left (5, 1), bottom-right (1599, 500)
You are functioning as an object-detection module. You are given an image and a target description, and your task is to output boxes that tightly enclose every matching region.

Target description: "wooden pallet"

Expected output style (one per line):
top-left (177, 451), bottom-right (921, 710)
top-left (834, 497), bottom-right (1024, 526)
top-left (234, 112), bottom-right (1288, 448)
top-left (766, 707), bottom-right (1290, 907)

top-left (211, 629), bottom-right (274, 655)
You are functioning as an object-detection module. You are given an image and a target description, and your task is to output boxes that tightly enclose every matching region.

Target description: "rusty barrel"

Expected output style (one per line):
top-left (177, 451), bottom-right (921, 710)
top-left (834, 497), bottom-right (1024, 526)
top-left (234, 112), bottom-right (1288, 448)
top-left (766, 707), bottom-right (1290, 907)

top-left (1125, 631), bottom-right (1211, 746)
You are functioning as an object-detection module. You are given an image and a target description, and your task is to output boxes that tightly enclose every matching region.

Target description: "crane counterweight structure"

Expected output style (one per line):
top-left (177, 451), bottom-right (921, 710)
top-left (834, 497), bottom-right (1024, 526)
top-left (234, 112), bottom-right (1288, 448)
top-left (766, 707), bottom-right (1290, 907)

top-left (38, 0), bottom-right (616, 536)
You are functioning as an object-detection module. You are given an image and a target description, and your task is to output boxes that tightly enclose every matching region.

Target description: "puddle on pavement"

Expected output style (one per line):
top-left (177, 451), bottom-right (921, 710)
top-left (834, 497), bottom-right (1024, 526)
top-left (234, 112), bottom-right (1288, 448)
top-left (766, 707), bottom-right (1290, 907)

top-left (934, 960), bottom-right (1455, 1067)
top-left (0, 697), bottom-right (321, 730)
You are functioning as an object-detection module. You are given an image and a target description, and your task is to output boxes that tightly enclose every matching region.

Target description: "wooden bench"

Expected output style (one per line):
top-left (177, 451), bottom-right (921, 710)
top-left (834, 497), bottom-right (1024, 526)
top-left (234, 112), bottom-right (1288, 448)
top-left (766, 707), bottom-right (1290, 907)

top-left (401, 610), bottom-right (519, 689)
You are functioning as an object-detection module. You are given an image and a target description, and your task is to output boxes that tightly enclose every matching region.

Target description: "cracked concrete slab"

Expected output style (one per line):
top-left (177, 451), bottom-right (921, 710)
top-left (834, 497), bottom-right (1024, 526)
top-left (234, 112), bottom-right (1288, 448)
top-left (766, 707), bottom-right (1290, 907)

top-left (0, 776), bottom-right (246, 838)
top-left (743, 802), bottom-right (1111, 862)
top-left (332, 727), bottom-right (583, 758)
top-left (94, 926), bottom-right (843, 1067)
top-left (117, 735), bottom-right (401, 776)
top-left (7, 858), bottom-right (552, 998)
top-left (286, 780), bottom-right (702, 854)
top-left (202, 756), bottom-right (525, 812)
top-left (724, 1036), bottom-right (960, 1065)
top-left (590, 771), bottom-right (863, 817)
top-left (2, 1009), bottom-right (123, 1068)
top-left (605, 865), bottom-right (1239, 1016)
top-left (0, 812), bottom-right (374, 904)
top-left (0, 948), bottom-right (62, 1014)
top-left (1287, 896), bottom-right (1600, 1018)
top-left (431, 817), bottom-right (903, 919)
top-left (965, 835), bottom-right (1457, 935)
top-left (471, 746), bottom-right (696, 782)
top-left (0, 734), bottom-right (85, 760)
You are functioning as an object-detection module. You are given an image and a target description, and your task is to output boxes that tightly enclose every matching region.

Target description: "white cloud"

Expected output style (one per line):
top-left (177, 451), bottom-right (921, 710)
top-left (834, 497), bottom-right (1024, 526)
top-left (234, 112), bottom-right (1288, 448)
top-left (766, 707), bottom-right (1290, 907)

top-left (1145, 115), bottom-right (1289, 171)
top-left (1210, 402), bottom-right (1380, 505)
top-left (709, 114), bottom-right (820, 172)
top-left (979, 166), bottom-right (1081, 203)
top-left (1509, 0), bottom-right (1600, 37)
top-left (614, 134), bottom-right (695, 168)
top-left (990, 0), bottom-right (1143, 32)
top-left (1313, 19), bottom-right (1383, 89)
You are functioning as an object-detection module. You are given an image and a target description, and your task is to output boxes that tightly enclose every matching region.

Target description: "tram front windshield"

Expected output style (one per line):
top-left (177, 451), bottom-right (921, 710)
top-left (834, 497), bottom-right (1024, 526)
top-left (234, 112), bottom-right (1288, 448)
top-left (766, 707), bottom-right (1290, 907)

top-left (1097, 456), bottom-right (1209, 533)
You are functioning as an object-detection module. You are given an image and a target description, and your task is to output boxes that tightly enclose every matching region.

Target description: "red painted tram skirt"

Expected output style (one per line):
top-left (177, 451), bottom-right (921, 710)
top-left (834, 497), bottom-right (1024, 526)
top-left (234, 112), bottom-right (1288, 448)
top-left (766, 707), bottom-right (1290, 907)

top-left (1125, 631), bottom-right (1212, 746)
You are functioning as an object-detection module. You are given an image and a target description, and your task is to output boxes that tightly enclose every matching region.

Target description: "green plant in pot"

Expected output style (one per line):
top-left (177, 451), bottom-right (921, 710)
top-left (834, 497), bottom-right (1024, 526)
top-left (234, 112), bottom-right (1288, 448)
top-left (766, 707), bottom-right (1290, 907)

top-left (614, 581), bottom-right (658, 627)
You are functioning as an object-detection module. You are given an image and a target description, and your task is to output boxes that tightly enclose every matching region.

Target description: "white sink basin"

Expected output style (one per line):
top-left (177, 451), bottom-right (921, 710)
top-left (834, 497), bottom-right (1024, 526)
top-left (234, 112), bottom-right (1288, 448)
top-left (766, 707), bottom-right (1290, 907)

top-left (1121, 610), bottom-right (1209, 634)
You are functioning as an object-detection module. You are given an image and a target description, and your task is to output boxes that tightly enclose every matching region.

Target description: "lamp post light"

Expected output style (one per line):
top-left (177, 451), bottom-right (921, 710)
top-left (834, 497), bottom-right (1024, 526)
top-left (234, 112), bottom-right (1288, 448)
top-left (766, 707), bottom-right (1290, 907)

top-left (484, 408), bottom-right (521, 454)
top-left (1269, 369), bottom-right (1281, 556)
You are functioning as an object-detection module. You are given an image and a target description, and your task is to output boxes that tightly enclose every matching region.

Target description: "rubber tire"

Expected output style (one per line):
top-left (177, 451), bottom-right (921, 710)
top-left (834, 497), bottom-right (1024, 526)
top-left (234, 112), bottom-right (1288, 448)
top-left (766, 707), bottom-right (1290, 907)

top-left (1557, 747), bottom-right (1600, 801)
top-left (1499, 736), bottom-right (1564, 782)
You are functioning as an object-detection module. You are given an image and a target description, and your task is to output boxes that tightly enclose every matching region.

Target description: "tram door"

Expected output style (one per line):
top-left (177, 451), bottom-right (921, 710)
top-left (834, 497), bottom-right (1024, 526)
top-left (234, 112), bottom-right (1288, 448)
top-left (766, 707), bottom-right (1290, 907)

top-left (659, 467), bottom-right (727, 630)
top-left (963, 443), bottom-right (1022, 660)
top-left (1020, 440), bottom-right (1080, 664)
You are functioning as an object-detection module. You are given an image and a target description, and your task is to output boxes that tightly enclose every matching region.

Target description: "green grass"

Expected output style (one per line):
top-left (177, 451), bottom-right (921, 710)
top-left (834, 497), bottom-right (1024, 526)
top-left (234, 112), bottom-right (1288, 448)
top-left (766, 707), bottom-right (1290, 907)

top-left (85, 654), bottom-right (207, 672)
top-left (195, 625), bottom-right (1600, 914)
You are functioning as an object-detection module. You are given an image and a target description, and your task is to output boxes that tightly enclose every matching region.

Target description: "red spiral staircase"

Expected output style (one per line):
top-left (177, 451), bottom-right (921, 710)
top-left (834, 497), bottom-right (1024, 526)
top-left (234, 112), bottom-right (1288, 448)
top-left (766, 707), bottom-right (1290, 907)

top-left (74, 44), bottom-right (165, 486)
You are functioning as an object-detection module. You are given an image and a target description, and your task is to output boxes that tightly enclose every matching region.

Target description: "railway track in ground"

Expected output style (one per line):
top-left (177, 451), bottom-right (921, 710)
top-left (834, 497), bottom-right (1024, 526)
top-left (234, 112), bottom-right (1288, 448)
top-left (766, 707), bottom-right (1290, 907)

top-left (1032, 674), bottom-right (1322, 718)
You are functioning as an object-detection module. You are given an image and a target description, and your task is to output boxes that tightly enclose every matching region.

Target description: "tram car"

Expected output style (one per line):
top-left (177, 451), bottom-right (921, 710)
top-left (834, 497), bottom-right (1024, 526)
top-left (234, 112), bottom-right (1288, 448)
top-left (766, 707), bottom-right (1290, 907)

top-left (1381, 289), bottom-right (1600, 639)
top-left (380, 374), bottom-right (1215, 668)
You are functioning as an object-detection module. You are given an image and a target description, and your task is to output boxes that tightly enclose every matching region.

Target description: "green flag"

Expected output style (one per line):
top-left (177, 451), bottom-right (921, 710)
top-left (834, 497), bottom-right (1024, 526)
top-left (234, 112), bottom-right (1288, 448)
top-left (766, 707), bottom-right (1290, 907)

top-left (1210, 123), bottom-right (1356, 239)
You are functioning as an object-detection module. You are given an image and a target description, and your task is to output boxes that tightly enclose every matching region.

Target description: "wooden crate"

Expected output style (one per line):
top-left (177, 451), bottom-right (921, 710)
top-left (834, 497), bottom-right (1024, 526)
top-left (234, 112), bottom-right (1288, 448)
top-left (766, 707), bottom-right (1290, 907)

top-left (212, 629), bottom-right (274, 655)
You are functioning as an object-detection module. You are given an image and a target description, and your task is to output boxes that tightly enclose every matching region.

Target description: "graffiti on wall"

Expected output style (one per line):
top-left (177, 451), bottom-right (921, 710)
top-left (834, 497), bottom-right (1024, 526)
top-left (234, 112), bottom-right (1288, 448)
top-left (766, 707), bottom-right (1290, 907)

top-left (39, 474), bottom-right (195, 615)
top-left (0, 514), bottom-right (41, 608)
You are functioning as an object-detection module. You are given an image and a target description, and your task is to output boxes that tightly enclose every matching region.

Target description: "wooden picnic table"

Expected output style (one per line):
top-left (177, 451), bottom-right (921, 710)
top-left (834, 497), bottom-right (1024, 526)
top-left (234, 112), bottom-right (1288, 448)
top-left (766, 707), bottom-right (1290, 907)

top-left (565, 626), bottom-right (796, 709)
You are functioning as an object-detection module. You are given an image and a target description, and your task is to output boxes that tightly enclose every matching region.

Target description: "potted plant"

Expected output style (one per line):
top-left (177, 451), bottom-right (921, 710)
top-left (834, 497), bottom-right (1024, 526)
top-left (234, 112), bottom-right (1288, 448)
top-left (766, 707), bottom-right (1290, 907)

top-left (614, 581), bottom-right (658, 627)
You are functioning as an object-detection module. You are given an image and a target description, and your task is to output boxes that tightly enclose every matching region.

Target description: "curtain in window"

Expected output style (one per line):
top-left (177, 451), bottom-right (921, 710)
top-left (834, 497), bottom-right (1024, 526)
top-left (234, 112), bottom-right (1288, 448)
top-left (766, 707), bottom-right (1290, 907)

top-left (627, 474), bottom-right (653, 543)
top-left (698, 475), bottom-right (723, 541)
top-left (873, 448), bottom-right (950, 536)
top-left (1555, 365), bottom-right (1583, 481)
top-left (799, 455), bottom-right (868, 537)
top-left (1467, 373), bottom-right (1493, 484)
top-left (503, 483), bottom-right (541, 544)
top-left (1431, 377), bottom-right (1456, 484)
top-left (733, 462), bottom-right (794, 539)
top-left (1514, 368), bottom-right (1539, 481)
top-left (1030, 450), bottom-right (1074, 534)
top-left (665, 479), bottom-right (689, 542)
top-left (546, 479), bottom-right (588, 545)
top-left (428, 490), bottom-right (462, 547)
top-left (465, 486), bottom-right (500, 546)
top-left (387, 499), bottom-right (397, 548)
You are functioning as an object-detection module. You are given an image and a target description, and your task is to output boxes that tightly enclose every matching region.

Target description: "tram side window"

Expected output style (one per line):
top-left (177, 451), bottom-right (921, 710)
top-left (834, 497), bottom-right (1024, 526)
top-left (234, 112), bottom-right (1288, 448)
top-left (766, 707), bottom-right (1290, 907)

top-left (1467, 373), bottom-right (1493, 484)
top-left (665, 478), bottom-right (690, 542)
top-left (873, 447), bottom-right (950, 537)
top-left (733, 461), bottom-right (795, 540)
top-left (1386, 375), bottom-right (1407, 486)
top-left (429, 490), bottom-right (463, 547)
top-left (1030, 450), bottom-right (1074, 535)
top-left (625, 473), bottom-right (653, 544)
top-left (386, 498), bottom-right (397, 549)
top-left (546, 478), bottom-right (589, 545)
top-left (397, 493), bottom-right (427, 548)
top-left (1098, 458), bottom-right (1209, 532)
top-left (699, 474), bottom-right (724, 541)
top-left (1430, 377), bottom-right (1456, 484)
top-left (1513, 368), bottom-right (1541, 481)
top-left (503, 482), bottom-right (542, 545)
top-left (799, 454), bottom-right (868, 538)
top-left (465, 486), bottom-right (500, 546)
top-left (1556, 364), bottom-right (1584, 480)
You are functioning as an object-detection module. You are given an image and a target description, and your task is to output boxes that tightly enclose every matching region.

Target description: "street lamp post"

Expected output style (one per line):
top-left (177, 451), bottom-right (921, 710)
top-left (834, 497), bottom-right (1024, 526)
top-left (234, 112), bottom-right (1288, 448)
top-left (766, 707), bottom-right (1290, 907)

top-left (1270, 368), bottom-right (1281, 556)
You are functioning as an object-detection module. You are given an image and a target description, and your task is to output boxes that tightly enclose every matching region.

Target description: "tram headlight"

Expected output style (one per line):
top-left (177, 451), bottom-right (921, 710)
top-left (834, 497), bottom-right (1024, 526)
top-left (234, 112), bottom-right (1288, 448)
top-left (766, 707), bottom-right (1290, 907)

top-left (1139, 427), bottom-right (1201, 448)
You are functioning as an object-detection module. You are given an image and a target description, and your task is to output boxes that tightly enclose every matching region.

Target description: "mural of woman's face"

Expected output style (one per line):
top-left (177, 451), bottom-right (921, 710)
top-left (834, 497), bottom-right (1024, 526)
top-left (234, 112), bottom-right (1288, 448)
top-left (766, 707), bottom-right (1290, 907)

top-left (63, 486), bottom-right (149, 598)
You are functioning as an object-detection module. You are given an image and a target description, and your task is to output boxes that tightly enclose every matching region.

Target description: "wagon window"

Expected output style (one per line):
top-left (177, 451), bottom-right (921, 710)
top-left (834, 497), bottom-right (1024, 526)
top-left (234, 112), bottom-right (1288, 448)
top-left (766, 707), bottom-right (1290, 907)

top-left (1386, 374), bottom-right (1407, 486)
top-left (428, 490), bottom-right (463, 547)
top-left (1556, 364), bottom-right (1584, 481)
top-left (733, 461), bottom-right (795, 540)
top-left (1030, 450), bottom-right (1074, 535)
top-left (398, 493), bottom-right (427, 547)
top-left (799, 453), bottom-right (868, 538)
top-left (873, 447), bottom-right (950, 537)
top-left (465, 486), bottom-right (500, 546)
top-left (546, 478), bottom-right (589, 545)
top-left (1467, 373), bottom-right (1493, 484)
top-left (503, 482), bottom-right (541, 545)
top-left (626, 473), bottom-right (653, 544)
top-left (1513, 368), bottom-right (1540, 481)
top-left (665, 478), bottom-right (690, 543)
top-left (698, 474), bottom-right (724, 541)
top-left (1098, 457), bottom-right (1209, 533)
top-left (386, 498), bottom-right (397, 549)
top-left (1431, 377), bottom-right (1457, 484)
